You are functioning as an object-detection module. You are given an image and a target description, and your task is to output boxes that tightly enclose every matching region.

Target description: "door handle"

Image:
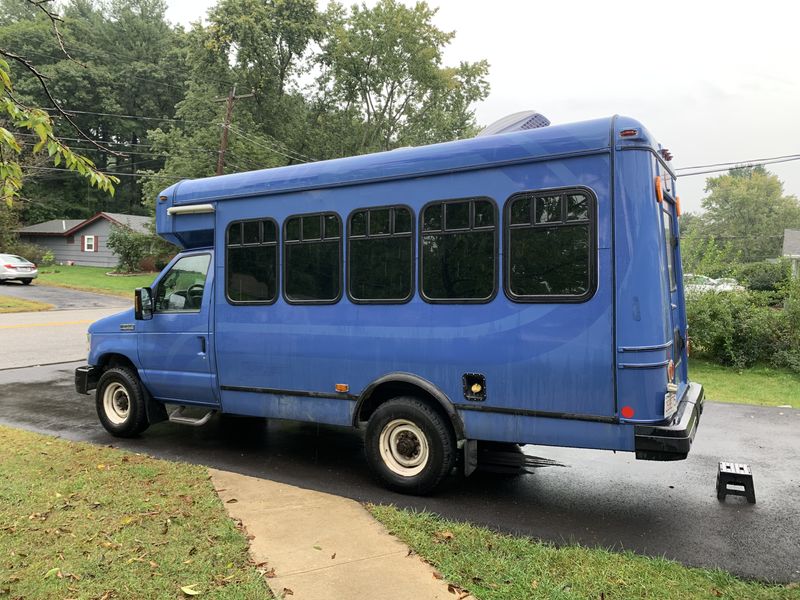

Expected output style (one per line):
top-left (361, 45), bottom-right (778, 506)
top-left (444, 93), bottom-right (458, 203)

top-left (198, 336), bottom-right (206, 354)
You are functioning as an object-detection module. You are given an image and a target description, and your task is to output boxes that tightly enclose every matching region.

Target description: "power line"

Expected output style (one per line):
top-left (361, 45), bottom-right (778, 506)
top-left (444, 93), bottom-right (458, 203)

top-left (227, 123), bottom-right (312, 163)
top-left (22, 165), bottom-right (191, 180)
top-left (676, 152), bottom-right (800, 171)
top-left (677, 156), bottom-right (800, 178)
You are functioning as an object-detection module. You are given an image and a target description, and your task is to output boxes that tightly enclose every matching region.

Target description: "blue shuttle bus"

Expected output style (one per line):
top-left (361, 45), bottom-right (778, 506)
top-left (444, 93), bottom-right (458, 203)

top-left (76, 114), bottom-right (704, 494)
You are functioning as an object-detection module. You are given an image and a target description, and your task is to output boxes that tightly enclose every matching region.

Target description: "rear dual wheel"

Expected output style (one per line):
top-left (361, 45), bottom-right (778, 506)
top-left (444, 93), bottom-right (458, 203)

top-left (365, 397), bottom-right (456, 495)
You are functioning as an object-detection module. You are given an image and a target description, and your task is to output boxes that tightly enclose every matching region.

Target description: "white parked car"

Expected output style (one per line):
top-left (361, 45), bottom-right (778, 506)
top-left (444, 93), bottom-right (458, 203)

top-left (0, 254), bottom-right (39, 285)
top-left (684, 274), bottom-right (744, 293)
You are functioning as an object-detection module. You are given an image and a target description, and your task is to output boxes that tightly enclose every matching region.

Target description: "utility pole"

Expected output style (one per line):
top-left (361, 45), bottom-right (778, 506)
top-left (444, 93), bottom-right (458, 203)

top-left (215, 84), bottom-right (255, 176)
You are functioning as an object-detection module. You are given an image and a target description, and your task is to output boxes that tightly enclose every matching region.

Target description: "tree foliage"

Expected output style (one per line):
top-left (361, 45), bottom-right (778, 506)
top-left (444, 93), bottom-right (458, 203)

top-left (106, 224), bottom-right (151, 272)
top-left (700, 166), bottom-right (800, 262)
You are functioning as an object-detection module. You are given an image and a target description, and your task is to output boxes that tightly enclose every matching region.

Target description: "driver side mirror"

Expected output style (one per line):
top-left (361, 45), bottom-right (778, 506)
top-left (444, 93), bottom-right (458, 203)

top-left (134, 287), bottom-right (153, 320)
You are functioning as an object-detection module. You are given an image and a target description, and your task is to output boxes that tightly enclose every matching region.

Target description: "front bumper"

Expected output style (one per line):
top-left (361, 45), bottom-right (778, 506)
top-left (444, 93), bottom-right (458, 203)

top-left (634, 382), bottom-right (704, 461)
top-left (75, 365), bottom-right (100, 395)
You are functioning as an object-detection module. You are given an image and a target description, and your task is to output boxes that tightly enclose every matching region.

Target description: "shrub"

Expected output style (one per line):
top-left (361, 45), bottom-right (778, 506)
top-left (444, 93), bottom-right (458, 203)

top-left (735, 260), bottom-right (791, 292)
top-left (5, 241), bottom-right (48, 266)
top-left (107, 225), bottom-right (152, 273)
top-left (686, 285), bottom-right (800, 372)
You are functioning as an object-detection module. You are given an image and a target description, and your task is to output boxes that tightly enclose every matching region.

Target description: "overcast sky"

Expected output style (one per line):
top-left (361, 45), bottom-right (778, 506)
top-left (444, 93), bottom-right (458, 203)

top-left (164, 0), bottom-right (800, 213)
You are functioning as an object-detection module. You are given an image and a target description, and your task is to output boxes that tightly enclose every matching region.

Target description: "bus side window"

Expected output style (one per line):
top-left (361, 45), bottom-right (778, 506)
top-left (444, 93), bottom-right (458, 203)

top-left (420, 198), bottom-right (497, 303)
top-left (284, 212), bottom-right (342, 304)
top-left (226, 219), bottom-right (278, 304)
top-left (505, 189), bottom-right (595, 301)
top-left (348, 206), bottom-right (414, 303)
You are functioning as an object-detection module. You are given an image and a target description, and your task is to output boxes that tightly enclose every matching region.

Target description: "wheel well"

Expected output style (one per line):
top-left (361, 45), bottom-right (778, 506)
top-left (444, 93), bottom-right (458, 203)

top-left (97, 353), bottom-right (137, 374)
top-left (355, 380), bottom-right (464, 440)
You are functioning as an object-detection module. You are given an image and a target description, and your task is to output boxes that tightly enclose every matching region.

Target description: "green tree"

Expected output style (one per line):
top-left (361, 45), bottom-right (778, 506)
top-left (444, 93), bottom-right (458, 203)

top-left (701, 166), bottom-right (800, 262)
top-left (317, 0), bottom-right (489, 155)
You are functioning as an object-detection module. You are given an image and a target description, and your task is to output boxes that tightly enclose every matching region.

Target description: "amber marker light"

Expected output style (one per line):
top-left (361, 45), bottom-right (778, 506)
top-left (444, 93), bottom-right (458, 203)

top-left (620, 128), bottom-right (638, 137)
top-left (675, 196), bottom-right (682, 217)
top-left (654, 175), bottom-right (663, 203)
top-left (335, 383), bottom-right (349, 393)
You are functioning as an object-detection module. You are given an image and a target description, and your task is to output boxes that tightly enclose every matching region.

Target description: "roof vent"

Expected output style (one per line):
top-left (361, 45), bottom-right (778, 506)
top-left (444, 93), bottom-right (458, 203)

top-left (476, 110), bottom-right (550, 137)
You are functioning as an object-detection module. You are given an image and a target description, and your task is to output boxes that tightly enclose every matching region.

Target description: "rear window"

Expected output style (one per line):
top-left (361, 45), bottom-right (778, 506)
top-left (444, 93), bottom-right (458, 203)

top-left (4, 256), bottom-right (28, 264)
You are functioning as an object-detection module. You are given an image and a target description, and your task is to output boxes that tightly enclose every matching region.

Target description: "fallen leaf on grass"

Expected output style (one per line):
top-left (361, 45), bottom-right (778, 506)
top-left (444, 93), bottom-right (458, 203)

top-left (435, 531), bottom-right (454, 542)
top-left (313, 545), bottom-right (322, 551)
top-left (225, 498), bottom-right (238, 504)
top-left (264, 568), bottom-right (276, 578)
top-left (330, 553), bottom-right (336, 560)
top-left (282, 587), bottom-right (294, 596)
top-left (446, 583), bottom-right (470, 599)
top-left (44, 567), bottom-right (61, 579)
top-left (180, 584), bottom-right (202, 596)
top-left (432, 571), bottom-right (443, 580)
top-left (530, 580), bottom-right (538, 590)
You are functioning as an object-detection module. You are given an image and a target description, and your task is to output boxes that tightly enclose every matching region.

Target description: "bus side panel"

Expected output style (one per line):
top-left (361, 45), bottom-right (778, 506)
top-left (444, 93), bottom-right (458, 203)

top-left (614, 149), bottom-right (673, 422)
top-left (214, 154), bottom-right (616, 445)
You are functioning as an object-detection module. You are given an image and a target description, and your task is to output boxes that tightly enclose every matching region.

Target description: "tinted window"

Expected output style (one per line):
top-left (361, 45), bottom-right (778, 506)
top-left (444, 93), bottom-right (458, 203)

top-left (227, 220), bottom-right (278, 303)
top-left (421, 198), bottom-right (496, 302)
top-left (284, 213), bottom-right (341, 303)
top-left (664, 211), bottom-right (677, 292)
top-left (155, 254), bottom-right (211, 312)
top-left (506, 190), bottom-right (594, 300)
top-left (348, 206), bottom-right (413, 302)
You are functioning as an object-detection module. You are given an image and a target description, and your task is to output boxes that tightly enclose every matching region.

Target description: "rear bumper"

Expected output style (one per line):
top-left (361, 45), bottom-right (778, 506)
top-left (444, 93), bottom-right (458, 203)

top-left (0, 271), bottom-right (37, 280)
top-left (75, 365), bottom-right (100, 395)
top-left (634, 382), bottom-right (704, 461)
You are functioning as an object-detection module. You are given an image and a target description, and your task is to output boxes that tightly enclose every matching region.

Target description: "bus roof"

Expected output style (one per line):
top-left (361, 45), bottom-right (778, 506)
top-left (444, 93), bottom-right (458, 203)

top-left (161, 115), bottom-right (655, 205)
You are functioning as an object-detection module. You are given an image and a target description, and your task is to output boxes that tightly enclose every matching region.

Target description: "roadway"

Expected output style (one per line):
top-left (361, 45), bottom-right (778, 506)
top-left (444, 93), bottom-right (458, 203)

top-left (0, 286), bottom-right (797, 583)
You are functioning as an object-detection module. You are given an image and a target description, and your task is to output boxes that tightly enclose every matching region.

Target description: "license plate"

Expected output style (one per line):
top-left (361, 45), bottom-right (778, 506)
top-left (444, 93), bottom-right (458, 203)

top-left (664, 391), bottom-right (677, 417)
top-left (19, 267), bottom-right (30, 272)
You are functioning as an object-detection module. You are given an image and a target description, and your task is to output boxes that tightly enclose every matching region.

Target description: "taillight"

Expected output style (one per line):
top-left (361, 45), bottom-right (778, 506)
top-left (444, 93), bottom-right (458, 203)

top-left (654, 175), bottom-right (664, 203)
top-left (31, 263), bottom-right (37, 268)
top-left (4, 264), bottom-right (16, 269)
top-left (667, 359), bottom-right (675, 382)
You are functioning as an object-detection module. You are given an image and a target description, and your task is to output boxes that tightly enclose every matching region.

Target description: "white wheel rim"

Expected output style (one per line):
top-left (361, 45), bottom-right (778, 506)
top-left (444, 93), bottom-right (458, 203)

top-left (103, 382), bottom-right (130, 425)
top-left (379, 419), bottom-right (429, 477)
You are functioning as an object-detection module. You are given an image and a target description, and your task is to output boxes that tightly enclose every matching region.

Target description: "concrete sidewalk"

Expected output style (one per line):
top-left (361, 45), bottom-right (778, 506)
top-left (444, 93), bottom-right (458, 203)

top-left (211, 469), bottom-right (474, 600)
top-left (0, 307), bottom-right (122, 369)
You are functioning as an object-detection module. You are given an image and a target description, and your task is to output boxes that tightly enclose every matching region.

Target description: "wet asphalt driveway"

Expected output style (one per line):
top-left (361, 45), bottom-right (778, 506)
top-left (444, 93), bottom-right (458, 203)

top-left (0, 361), bottom-right (798, 583)
top-left (0, 281), bottom-right (130, 310)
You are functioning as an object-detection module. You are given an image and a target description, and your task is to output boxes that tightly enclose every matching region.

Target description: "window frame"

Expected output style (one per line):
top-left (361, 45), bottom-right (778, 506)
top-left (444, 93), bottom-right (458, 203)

top-left (282, 211), bottom-right (343, 305)
top-left (418, 196), bottom-right (499, 305)
top-left (83, 235), bottom-right (95, 252)
top-left (225, 217), bottom-right (280, 306)
top-left (346, 204), bottom-right (415, 305)
top-left (503, 186), bottom-right (598, 304)
top-left (153, 252), bottom-right (212, 314)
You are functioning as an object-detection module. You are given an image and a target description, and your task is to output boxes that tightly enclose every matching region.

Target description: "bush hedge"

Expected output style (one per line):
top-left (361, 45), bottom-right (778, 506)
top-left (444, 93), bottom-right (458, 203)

top-left (686, 279), bottom-right (800, 371)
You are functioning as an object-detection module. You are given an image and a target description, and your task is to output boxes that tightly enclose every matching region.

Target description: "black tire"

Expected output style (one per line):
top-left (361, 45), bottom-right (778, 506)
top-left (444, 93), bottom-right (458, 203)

top-left (21, 279), bottom-right (32, 285)
top-left (365, 397), bottom-right (456, 495)
top-left (95, 366), bottom-right (150, 437)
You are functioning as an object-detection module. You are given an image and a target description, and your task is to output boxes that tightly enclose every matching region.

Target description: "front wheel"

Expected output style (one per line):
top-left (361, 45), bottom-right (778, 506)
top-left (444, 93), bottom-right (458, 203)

top-left (95, 366), bottom-right (150, 437)
top-left (21, 279), bottom-right (32, 285)
top-left (365, 397), bottom-right (456, 495)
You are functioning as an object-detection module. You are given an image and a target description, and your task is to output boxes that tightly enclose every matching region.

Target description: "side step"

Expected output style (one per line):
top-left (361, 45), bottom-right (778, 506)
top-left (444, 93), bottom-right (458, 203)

top-left (168, 406), bottom-right (216, 427)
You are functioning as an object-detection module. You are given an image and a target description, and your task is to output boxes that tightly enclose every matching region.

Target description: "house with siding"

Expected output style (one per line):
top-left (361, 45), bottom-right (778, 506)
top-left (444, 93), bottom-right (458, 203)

top-left (784, 229), bottom-right (800, 279)
top-left (18, 212), bottom-right (151, 268)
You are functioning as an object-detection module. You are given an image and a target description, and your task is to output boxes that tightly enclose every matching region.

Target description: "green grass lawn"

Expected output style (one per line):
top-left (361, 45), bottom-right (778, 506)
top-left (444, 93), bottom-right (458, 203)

top-left (0, 426), bottom-right (271, 599)
top-left (0, 294), bottom-right (53, 313)
top-left (690, 358), bottom-right (800, 409)
top-left (370, 506), bottom-right (798, 600)
top-left (35, 265), bottom-right (156, 298)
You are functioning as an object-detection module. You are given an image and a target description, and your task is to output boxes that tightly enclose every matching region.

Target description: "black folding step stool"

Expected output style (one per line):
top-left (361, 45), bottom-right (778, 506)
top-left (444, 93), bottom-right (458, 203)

top-left (716, 462), bottom-right (756, 504)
